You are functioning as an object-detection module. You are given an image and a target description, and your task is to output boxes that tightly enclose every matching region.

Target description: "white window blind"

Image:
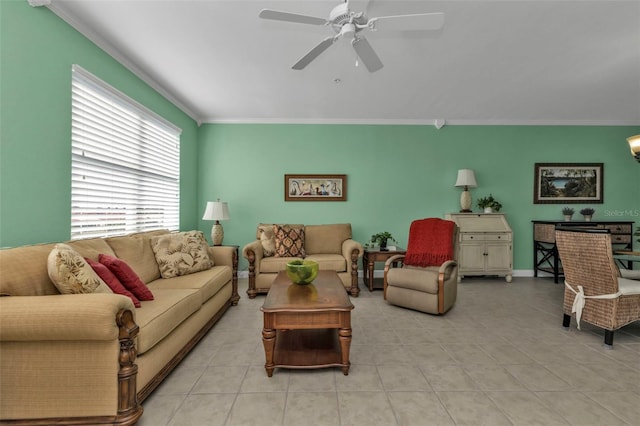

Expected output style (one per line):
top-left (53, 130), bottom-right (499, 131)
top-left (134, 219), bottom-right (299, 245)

top-left (71, 65), bottom-right (181, 239)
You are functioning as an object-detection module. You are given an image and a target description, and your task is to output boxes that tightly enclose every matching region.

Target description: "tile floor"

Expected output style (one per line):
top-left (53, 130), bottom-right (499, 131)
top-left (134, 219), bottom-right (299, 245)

top-left (138, 277), bottom-right (640, 426)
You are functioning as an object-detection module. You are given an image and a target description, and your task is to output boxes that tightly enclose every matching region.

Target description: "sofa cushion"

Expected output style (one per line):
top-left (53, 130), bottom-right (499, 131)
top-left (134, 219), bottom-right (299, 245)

top-left (148, 265), bottom-right (231, 304)
top-left (47, 244), bottom-right (112, 294)
top-left (386, 267), bottom-right (440, 294)
top-left (305, 254), bottom-right (347, 272)
top-left (273, 225), bottom-right (306, 257)
top-left (99, 254), bottom-right (154, 301)
top-left (304, 224), bottom-right (352, 255)
top-left (66, 238), bottom-right (116, 262)
top-left (0, 243), bottom-right (59, 296)
top-left (86, 257), bottom-right (141, 307)
top-left (260, 256), bottom-right (303, 273)
top-left (134, 288), bottom-right (201, 355)
top-left (151, 231), bottom-right (213, 279)
top-left (105, 229), bottom-right (170, 283)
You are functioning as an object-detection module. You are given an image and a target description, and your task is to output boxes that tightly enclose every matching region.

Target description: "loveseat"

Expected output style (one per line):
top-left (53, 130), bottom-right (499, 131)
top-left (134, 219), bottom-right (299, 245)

top-left (0, 229), bottom-right (239, 425)
top-left (242, 223), bottom-right (363, 297)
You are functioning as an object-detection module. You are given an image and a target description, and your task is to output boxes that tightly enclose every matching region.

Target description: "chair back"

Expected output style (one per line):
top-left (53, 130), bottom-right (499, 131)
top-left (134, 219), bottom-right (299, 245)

top-left (555, 228), bottom-right (620, 296)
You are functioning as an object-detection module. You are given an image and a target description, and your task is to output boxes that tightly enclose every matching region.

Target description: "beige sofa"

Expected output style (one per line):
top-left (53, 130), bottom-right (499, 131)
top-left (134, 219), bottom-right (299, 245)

top-left (242, 223), bottom-right (363, 297)
top-left (0, 229), bottom-right (239, 426)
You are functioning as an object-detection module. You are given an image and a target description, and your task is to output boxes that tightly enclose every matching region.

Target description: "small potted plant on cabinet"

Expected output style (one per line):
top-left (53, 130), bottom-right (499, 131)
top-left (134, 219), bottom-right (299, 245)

top-left (562, 207), bottom-right (574, 222)
top-left (580, 207), bottom-right (595, 221)
top-left (477, 194), bottom-right (502, 213)
top-left (369, 231), bottom-right (396, 251)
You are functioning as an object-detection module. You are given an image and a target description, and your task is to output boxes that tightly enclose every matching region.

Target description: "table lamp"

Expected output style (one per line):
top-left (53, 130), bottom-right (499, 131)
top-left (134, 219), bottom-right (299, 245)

top-left (202, 199), bottom-right (229, 245)
top-left (455, 169), bottom-right (477, 212)
top-left (627, 135), bottom-right (640, 162)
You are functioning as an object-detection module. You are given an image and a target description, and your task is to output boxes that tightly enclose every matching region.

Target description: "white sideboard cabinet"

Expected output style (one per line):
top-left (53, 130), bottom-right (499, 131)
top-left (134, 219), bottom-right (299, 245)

top-left (445, 213), bottom-right (513, 283)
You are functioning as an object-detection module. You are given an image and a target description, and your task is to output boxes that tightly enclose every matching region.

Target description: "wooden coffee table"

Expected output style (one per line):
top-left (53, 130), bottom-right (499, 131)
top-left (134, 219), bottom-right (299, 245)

top-left (260, 270), bottom-right (354, 377)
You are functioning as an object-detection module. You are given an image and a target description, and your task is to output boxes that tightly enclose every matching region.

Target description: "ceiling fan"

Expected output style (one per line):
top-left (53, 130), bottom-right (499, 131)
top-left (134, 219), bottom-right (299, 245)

top-left (259, 0), bottom-right (444, 73)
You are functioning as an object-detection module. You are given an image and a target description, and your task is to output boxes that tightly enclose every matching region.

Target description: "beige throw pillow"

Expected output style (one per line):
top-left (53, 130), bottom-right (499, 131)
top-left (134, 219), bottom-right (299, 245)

top-left (47, 244), bottom-right (112, 294)
top-left (257, 224), bottom-right (276, 257)
top-left (151, 231), bottom-right (214, 278)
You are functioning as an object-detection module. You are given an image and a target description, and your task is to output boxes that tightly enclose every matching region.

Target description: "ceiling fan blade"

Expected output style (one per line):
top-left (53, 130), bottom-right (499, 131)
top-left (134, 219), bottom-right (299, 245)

top-left (352, 37), bottom-right (383, 73)
top-left (292, 37), bottom-right (336, 70)
top-left (369, 12), bottom-right (444, 32)
top-left (259, 9), bottom-right (328, 26)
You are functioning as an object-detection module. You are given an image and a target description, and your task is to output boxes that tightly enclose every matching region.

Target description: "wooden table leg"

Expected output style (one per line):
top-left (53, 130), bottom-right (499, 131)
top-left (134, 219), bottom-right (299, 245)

top-left (367, 260), bottom-right (375, 291)
top-left (262, 327), bottom-right (276, 377)
top-left (339, 327), bottom-right (351, 375)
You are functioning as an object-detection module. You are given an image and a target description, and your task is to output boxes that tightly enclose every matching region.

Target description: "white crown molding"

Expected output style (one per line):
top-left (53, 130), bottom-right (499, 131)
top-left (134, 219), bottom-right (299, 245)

top-left (202, 117), bottom-right (640, 126)
top-left (44, 1), bottom-right (202, 124)
top-left (28, 0), bottom-right (51, 6)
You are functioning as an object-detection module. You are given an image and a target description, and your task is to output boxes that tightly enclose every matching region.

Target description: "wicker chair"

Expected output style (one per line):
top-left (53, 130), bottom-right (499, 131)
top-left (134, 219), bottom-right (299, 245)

top-left (555, 228), bottom-right (640, 347)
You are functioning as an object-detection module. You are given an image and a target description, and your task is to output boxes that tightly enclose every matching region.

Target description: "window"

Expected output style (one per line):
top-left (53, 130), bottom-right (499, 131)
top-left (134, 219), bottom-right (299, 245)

top-left (71, 65), bottom-right (181, 239)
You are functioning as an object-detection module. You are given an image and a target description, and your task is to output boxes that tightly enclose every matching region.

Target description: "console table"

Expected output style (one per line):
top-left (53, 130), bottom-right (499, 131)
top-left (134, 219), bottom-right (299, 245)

top-left (532, 220), bottom-right (634, 283)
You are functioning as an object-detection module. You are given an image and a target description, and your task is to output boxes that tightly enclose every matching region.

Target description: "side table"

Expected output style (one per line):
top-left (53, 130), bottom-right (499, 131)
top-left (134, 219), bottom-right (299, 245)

top-left (362, 248), bottom-right (406, 291)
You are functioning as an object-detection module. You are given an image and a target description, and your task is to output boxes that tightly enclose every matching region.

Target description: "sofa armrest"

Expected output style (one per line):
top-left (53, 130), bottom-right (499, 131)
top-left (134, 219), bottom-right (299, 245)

top-left (208, 245), bottom-right (235, 268)
top-left (342, 239), bottom-right (363, 261)
top-left (242, 240), bottom-right (264, 273)
top-left (208, 245), bottom-right (239, 305)
top-left (0, 293), bottom-right (136, 341)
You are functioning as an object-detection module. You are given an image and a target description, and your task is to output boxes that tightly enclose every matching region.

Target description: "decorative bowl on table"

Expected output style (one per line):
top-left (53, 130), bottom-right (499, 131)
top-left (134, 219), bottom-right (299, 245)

top-left (285, 260), bottom-right (319, 285)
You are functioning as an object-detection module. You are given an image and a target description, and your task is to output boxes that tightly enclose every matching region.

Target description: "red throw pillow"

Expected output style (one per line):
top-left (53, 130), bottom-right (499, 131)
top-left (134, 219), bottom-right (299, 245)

top-left (85, 258), bottom-right (141, 307)
top-left (98, 254), bottom-right (154, 301)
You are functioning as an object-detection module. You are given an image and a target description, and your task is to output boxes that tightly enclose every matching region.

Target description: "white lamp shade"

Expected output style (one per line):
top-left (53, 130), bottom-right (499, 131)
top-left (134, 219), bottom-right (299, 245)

top-left (202, 200), bottom-right (229, 221)
top-left (455, 169), bottom-right (477, 188)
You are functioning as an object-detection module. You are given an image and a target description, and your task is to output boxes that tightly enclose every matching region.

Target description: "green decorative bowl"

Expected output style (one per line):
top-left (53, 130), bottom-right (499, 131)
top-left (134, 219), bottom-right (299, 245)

top-left (285, 260), bottom-right (319, 285)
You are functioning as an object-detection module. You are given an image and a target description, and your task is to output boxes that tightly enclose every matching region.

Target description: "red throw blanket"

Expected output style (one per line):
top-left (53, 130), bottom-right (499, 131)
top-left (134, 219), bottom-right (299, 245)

top-left (404, 218), bottom-right (455, 267)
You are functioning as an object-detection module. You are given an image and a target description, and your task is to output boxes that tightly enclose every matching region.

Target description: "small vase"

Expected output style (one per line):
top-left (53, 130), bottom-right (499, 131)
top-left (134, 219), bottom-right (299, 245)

top-left (583, 215), bottom-right (592, 222)
top-left (564, 215), bottom-right (572, 222)
top-left (484, 207), bottom-right (493, 213)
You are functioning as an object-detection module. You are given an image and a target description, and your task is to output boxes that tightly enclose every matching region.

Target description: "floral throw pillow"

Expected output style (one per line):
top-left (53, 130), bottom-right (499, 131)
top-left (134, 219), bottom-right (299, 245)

top-left (151, 230), bottom-right (214, 278)
top-left (273, 225), bottom-right (306, 258)
top-left (47, 244), bottom-right (112, 294)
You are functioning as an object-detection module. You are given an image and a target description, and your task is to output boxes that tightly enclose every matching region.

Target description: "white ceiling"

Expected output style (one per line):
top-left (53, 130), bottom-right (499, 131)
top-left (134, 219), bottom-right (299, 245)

top-left (44, 0), bottom-right (640, 125)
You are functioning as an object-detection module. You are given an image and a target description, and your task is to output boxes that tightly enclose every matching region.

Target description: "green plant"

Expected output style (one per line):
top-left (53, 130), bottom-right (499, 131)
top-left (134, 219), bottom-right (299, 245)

top-left (369, 231), bottom-right (396, 247)
top-left (561, 207), bottom-right (574, 215)
top-left (476, 194), bottom-right (502, 212)
top-left (580, 207), bottom-right (595, 216)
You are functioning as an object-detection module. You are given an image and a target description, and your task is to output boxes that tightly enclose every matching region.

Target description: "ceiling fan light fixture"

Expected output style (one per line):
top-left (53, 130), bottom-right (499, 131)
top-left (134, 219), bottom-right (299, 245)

top-left (340, 23), bottom-right (356, 38)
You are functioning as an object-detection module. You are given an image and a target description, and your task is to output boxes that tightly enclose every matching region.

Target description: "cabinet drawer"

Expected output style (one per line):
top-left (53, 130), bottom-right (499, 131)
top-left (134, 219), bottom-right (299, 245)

top-left (604, 224), bottom-right (632, 234)
top-left (461, 233), bottom-right (511, 242)
top-left (611, 234), bottom-right (631, 244)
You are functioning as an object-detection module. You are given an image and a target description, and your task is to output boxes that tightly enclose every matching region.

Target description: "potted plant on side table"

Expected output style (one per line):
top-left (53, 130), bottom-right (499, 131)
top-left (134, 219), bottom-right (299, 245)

top-left (580, 207), bottom-right (595, 221)
top-left (562, 207), bottom-right (575, 221)
top-left (369, 231), bottom-right (396, 251)
top-left (477, 194), bottom-right (502, 213)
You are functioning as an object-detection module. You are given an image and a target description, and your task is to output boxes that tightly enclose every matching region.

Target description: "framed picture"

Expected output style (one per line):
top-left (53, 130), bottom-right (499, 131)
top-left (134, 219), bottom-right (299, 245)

top-left (534, 163), bottom-right (603, 204)
top-left (285, 174), bottom-right (346, 201)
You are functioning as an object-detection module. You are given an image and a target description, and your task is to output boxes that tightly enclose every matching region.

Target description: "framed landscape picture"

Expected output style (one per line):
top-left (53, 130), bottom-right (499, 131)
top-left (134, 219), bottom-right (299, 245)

top-left (534, 163), bottom-right (603, 204)
top-left (285, 174), bottom-right (346, 201)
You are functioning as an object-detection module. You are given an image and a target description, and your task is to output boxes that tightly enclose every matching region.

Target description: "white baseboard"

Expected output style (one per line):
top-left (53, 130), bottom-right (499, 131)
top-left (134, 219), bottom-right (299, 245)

top-left (238, 269), bottom-right (539, 279)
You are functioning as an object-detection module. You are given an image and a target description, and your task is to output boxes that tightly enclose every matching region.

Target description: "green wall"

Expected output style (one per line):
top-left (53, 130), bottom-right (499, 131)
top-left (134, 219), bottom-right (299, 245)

top-left (0, 1), bottom-right (199, 247)
top-left (1, 2), bottom-right (638, 277)
top-left (198, 124), bottom-right (640, 272)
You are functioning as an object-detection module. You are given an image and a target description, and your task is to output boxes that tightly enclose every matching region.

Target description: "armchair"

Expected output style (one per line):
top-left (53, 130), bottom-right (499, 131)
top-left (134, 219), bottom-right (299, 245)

top-left (383, 218), bottom-right (458, 315)
top-left (555, 228), bottom-right (640, 347)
